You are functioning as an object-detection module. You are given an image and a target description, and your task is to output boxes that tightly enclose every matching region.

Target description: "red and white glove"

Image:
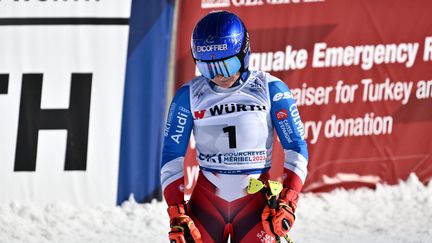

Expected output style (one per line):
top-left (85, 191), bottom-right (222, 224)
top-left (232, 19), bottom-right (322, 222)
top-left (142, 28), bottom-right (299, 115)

top-left (167, 202), bottom-right (202, 243)
top-left (261, 188), bottom-right (298, 237)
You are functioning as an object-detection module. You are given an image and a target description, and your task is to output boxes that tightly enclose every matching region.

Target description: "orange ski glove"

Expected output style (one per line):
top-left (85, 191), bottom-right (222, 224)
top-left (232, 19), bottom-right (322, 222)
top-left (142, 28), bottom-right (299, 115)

top-left (167, 202), bottom-right (202, 243)
top-left (261, 188), bottom-right (298, 237)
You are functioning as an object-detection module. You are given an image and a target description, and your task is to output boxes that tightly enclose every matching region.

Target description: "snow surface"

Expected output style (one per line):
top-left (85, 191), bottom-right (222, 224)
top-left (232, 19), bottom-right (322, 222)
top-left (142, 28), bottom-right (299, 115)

top-left (1, 174), bottom-right (431, 243)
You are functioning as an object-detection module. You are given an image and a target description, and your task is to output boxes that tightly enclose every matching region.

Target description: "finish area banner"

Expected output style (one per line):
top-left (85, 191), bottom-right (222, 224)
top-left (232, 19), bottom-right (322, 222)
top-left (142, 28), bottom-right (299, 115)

top-left (175, 0), bottom-right (432, 192)
top-left (0, 0), bottom-right (174, 206)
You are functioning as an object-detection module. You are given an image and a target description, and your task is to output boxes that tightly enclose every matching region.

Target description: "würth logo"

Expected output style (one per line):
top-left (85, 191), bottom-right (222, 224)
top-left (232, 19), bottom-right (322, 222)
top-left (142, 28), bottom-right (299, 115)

top-left (194, 103), bottom-right (266, 119)
top-left (194, 110), bottom-right (206, 119)
top-left (11, 73), bottom-right (93, 172)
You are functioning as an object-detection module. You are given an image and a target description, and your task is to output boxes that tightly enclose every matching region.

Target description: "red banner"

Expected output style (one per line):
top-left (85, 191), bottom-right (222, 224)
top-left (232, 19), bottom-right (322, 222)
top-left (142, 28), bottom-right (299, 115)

top-left (175, 0), bottom-right (432, 193)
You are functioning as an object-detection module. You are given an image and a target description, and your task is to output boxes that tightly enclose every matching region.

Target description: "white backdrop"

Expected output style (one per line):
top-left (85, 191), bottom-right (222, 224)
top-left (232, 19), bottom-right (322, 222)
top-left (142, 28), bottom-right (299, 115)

top-left (0, 0), bottom-right (131, 206)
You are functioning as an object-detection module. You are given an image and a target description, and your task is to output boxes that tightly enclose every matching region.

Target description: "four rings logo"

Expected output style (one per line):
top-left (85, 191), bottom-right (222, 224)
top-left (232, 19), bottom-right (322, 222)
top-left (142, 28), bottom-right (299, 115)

top-left (201, 0), bottom-right (325, 9)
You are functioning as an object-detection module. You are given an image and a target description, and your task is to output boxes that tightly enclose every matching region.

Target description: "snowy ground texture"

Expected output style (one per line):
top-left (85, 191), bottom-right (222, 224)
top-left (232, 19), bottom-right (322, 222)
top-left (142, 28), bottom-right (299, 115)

top-left (1, 174), bottom-right (431, 243)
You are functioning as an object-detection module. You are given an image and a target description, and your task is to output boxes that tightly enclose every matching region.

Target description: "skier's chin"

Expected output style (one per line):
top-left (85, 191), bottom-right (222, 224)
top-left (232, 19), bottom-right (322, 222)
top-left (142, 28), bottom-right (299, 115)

top-left (215, 79), bottom-right (232, 88)
top-left (212, 73), bottom-right (239, 88)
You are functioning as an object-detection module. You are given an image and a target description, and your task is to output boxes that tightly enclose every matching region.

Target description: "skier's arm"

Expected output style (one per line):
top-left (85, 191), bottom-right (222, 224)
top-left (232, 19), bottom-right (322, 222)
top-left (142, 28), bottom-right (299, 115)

top-left (269, 80), bottom-right (309, 193)
top-left (260, 80), bottom-right (308, 237)
top-left (161, 85), bottom-right (193, 206)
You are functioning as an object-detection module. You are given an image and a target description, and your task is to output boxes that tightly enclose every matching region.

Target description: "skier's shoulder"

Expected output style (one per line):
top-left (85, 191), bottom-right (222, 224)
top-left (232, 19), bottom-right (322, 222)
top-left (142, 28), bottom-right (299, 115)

top-left (248, 69), bottom-right (289, 93)
top-left (248, 69), bottom-right (284, 86)
top-left (188, 75), bottom-right (208, 86)
top-left (173, 79), bottom-right (200, 106)
top-left (174, 75), bottom-right (205, 97)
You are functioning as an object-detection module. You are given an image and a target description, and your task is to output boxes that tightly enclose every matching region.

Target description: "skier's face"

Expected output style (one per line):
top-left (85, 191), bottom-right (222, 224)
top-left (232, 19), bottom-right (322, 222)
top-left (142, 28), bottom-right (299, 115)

top-left (211, 72), bottom-right (240, 88)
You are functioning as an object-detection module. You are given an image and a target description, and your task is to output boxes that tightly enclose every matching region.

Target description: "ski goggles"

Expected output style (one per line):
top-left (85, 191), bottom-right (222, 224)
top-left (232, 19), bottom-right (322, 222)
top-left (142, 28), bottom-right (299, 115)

top-left (195, 56), bottom-right (242, 80)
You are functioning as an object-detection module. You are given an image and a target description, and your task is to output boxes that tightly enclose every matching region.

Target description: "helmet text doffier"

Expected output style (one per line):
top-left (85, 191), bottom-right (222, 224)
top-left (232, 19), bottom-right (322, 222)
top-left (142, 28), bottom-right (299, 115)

top-left (196, 44), bottom-right (228, 52)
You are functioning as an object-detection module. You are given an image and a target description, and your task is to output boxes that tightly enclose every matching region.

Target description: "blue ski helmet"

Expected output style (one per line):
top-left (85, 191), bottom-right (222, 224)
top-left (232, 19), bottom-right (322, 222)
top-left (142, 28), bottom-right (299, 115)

top-left (191, 11), bottom-right (250, 79)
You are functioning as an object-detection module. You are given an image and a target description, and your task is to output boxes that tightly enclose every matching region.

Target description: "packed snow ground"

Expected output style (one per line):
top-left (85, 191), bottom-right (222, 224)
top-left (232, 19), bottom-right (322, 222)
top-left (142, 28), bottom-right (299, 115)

top-left (1, 174), bottom-right (431, 243)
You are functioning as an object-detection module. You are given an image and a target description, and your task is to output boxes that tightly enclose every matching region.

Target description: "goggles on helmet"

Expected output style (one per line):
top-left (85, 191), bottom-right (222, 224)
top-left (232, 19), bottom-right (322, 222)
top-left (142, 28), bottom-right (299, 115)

top-left (195, 56), bottom-right (242, 80)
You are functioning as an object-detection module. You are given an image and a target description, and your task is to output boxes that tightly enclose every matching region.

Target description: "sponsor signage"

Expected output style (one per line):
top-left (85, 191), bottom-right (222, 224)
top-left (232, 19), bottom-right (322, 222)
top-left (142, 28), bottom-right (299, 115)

top-left (175, 0), bottom-right (432, 193)
top-left (0, 1), bottom-right (131, 205)
top-left (200, 0), bottom-right (325, 9)
top-left (0, 0), bottom-right (130, 18)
